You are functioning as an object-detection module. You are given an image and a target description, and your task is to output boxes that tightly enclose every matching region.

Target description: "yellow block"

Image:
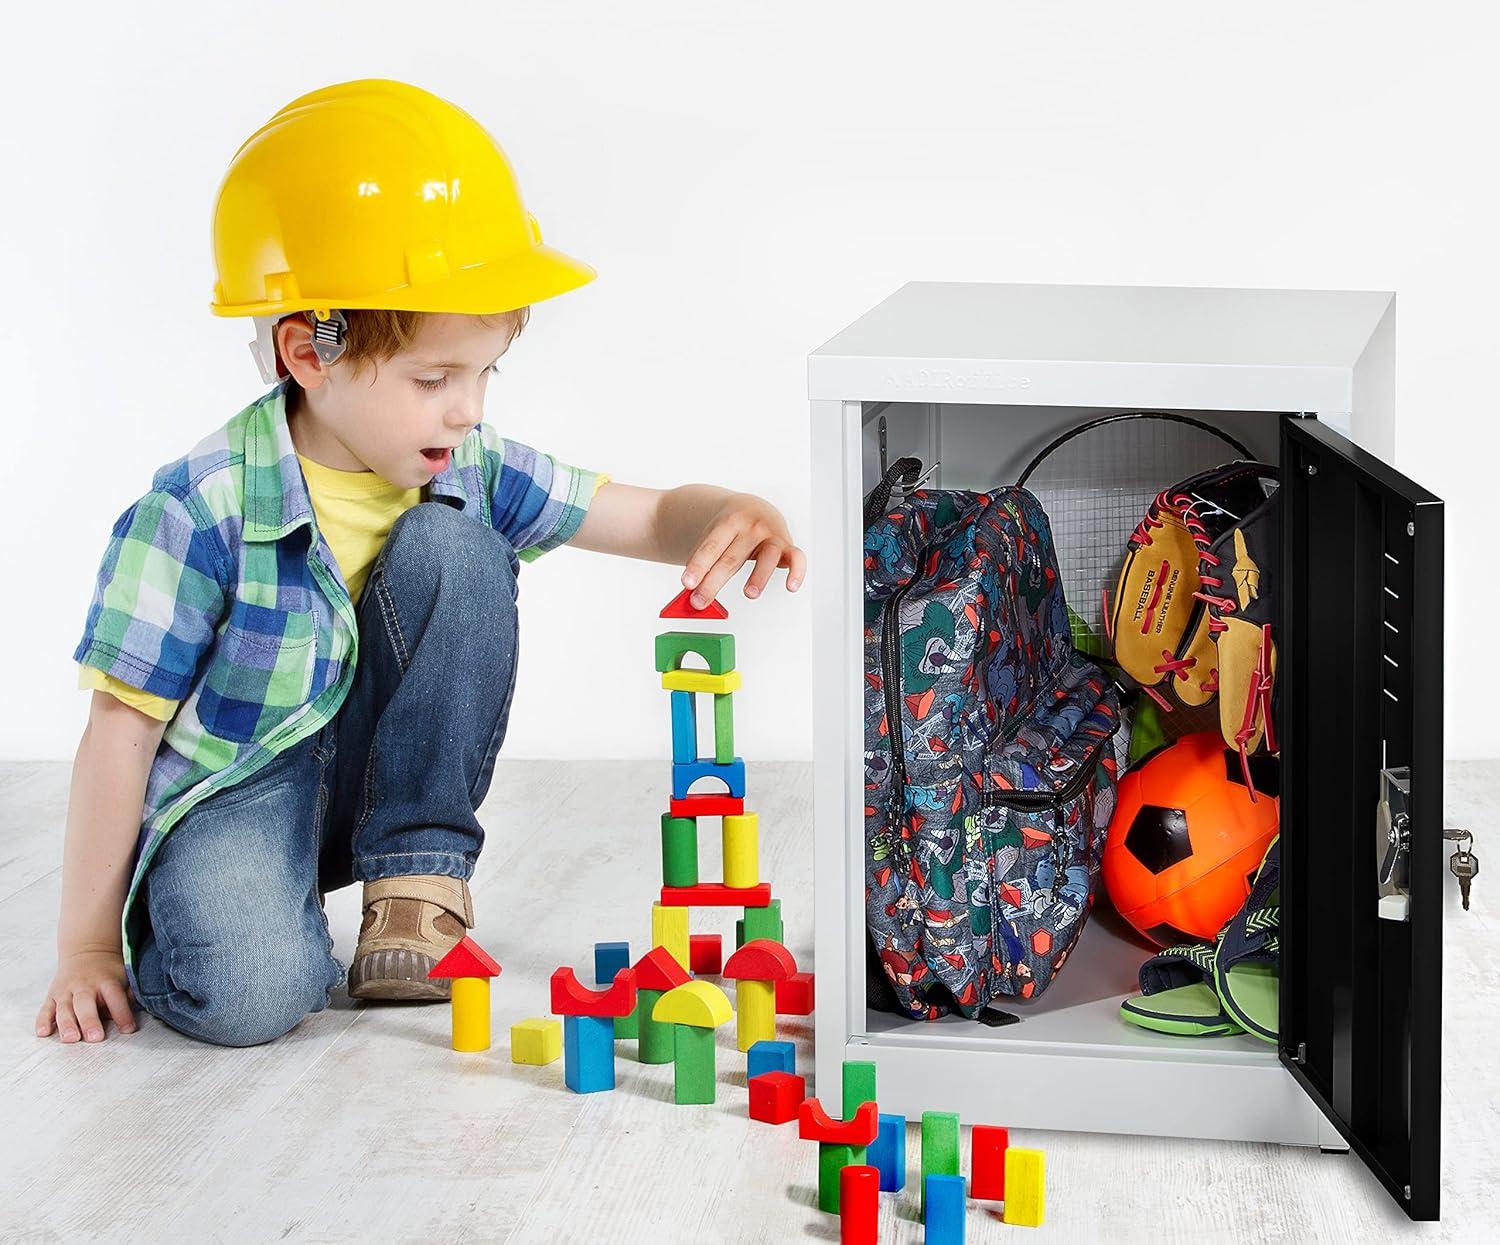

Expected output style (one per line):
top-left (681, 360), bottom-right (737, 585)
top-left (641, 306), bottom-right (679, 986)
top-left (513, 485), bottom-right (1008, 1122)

top-left (510, 1017), bottom-right (562, 1066)
top-left (722, 812), bottom-right (759, 889)
top-left (652, 901), bottom-right (690, 971)
top-left (450, 977), bottom-right (491, 1052)
top-left (652, 979), bottom-right (733, 1028)
top-left (661, 669), bottom-right (742, 695)
top-left (1003, 1147), bottom-right (1046, 1227)
top-left (735, 978), bottom-right (776, 1052)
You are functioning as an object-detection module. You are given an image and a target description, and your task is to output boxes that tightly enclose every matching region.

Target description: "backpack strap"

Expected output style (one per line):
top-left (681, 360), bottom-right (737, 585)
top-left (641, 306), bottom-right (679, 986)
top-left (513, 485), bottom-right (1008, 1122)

top-left (863, 457), bottom-right (925, 532)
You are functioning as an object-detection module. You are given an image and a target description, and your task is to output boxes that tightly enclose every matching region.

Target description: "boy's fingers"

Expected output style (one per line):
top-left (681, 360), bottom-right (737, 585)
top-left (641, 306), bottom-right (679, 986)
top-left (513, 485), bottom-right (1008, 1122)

top-left (682, 526), bottom-right (733, 595)
top-left (35, 998), bottom-right (56, 1038)
top-left (72, 989), bottom-right (106, 1042)
top-left (783, 545), bottom-right (807, 591)
top-left (100, 981), bottom-right (138, 1034)
top-left (696, 531), bottom-right (758, 606)
top-left (743, 543), bottom-right (782, 598)
top-left (54, 997), bottom-right (81, 1043)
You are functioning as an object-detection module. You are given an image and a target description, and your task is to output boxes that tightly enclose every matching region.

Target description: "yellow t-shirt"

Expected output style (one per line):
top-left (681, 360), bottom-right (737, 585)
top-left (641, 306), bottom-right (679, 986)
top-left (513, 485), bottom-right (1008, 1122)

top-left (81, 454), bottom-right (425, 721)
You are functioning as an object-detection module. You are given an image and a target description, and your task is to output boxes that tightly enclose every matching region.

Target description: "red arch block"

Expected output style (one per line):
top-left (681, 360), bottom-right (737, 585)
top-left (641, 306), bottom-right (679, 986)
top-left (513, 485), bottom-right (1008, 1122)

top-left (550, 966), bottom-right (638, 1018)
top-left (723, 939), bottom-right (798, 982)
top-left (799, 1097), bottom-right (879, 1145)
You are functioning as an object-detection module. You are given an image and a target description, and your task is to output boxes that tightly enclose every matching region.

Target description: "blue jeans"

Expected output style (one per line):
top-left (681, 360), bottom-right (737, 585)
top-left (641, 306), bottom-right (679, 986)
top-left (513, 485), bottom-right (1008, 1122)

top-left (132, 502), bottom-right (522, 1047)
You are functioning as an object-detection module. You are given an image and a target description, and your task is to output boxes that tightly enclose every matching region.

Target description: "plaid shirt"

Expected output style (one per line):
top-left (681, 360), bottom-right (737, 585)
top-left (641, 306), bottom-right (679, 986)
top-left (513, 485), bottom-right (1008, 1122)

top-left (74, 378), bottom-right (605, 973)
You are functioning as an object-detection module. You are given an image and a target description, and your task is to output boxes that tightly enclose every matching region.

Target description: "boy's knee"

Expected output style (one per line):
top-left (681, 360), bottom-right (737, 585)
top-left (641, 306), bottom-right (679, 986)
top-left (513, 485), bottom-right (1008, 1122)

top-left (145, 932), bottom-right (337, 1048)
top-left (383, 501), bottom-right (519, 605)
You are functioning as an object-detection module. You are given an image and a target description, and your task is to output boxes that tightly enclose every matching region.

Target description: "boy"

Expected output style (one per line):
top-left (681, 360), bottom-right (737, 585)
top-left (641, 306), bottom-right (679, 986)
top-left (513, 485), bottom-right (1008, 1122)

top-left (34, 79), bottom-right (804, 1048)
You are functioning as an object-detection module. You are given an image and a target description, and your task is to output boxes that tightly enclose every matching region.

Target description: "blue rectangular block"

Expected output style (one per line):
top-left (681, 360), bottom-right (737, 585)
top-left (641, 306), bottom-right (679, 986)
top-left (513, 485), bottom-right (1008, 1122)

top-left (594, 940), bottom-right (631, 985)
top-left (563, 1015), bottom-right (616, 1094)
top-left (672, 756), bottom-right (746, 800)
top-left (924, 1174), bottom-right (966, 1243)
top-left (670, 691), bottom-right (698, 764)
top-left (746, 1039), bottom-right (796, 1080)
top-left (871, 1112), bottom-right (907, 1192)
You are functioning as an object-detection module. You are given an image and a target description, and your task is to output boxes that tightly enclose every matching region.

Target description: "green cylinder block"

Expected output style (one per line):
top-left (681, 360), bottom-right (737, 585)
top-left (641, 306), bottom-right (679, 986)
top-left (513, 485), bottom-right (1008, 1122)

top-left (661, 813), bottom-right (699, 887)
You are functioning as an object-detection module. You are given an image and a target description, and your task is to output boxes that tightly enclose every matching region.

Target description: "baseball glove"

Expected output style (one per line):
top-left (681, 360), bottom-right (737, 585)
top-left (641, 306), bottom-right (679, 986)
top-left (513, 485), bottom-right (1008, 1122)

top-left (1107, 461), bottom-right (1280, 790)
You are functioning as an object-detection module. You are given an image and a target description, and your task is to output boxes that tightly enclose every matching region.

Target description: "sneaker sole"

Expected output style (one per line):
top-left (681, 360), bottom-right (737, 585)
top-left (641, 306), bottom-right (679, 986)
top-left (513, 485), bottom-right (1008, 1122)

top-left (347, 948), bottom-right (452, 1001)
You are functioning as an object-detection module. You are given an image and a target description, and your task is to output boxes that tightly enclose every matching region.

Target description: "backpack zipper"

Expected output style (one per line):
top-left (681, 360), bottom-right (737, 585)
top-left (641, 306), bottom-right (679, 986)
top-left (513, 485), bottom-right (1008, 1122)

top-left (980, 733), bottom-right (1109, 810)
top-left (879, 540), bottom-right (941, 812)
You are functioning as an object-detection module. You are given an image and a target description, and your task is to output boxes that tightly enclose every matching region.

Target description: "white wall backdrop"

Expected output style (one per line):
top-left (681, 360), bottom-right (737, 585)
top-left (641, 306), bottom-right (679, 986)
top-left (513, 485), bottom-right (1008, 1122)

top-left (2, 1), bottom-right (1495, 761)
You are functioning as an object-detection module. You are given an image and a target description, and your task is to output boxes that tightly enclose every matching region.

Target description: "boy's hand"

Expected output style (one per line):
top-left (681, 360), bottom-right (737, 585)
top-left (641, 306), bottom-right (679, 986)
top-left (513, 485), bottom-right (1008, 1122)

top-left (681, 493), bottom-right (806, 609)
top-left (36, 947), bottom-right (138, 1043)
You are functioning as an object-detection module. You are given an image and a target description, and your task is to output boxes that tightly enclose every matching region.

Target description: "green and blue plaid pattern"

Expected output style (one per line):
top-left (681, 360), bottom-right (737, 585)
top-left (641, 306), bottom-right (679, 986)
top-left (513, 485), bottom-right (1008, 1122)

top-left (74, 377), bottom-right (604, 970)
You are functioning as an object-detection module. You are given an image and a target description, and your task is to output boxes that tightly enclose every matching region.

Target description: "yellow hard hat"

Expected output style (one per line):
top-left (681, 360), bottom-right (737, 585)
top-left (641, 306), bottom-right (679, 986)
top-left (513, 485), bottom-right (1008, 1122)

top-left (209, 79), bottom-right (595, 321)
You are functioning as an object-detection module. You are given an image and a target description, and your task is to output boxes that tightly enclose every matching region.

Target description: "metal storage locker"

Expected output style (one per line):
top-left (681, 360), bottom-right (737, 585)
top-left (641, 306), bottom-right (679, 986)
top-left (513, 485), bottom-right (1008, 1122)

top-left (808, 283), bottom-right (1445, 1220)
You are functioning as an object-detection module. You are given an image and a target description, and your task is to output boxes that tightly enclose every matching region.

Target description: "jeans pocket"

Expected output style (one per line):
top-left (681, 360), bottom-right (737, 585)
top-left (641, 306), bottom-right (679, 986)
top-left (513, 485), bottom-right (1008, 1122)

top-left (198, 603), bottom-right (317, 744)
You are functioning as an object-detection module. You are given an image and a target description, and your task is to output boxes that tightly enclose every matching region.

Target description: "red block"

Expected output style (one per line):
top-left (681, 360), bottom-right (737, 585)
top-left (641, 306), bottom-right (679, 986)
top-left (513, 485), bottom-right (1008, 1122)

top-left (659, 882), bottom-right (771, 908)
top-left (971, 1124), bottom-right (1010, 1201)
top-left (689, 933), bottom-right (723, 975)
top-left (668, 794), bottom-right (745, 818)
top-left (799, 1097), bottom-right (879, 1146)
top-left (660, 587), bottom-right (729, 619)
top-left (549, 966), bottom-right (638, 1018)
top-left (776, 971), bottom-right (815, 1015)
top-left (839, 1166), bottom-right (879, 1245)
top-left (748, 1070), bottom-right (806, 1124)
top-left (723, 939), bottom-right (798, 982)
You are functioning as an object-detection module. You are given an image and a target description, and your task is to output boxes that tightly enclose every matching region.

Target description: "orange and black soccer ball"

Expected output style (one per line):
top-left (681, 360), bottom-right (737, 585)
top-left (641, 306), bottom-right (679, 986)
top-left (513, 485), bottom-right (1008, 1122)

top-left (1102, 731), bottom-right (1280, 947)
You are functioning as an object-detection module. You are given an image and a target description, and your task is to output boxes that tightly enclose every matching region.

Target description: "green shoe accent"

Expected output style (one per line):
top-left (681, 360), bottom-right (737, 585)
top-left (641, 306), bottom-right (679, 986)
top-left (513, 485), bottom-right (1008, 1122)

top-left (1119, 983), bottom-right (1245, 1038)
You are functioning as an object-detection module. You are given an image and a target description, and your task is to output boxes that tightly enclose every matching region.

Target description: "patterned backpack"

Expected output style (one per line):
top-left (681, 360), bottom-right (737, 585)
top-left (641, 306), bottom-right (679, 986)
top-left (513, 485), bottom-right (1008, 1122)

top-left (863, 458), bottom-right (1126, 1020)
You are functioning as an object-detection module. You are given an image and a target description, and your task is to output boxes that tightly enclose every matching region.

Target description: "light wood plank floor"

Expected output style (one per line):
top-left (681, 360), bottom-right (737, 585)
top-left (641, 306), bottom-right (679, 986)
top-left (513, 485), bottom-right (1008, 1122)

top-left (2, 759), bottom-right (1495, 1243)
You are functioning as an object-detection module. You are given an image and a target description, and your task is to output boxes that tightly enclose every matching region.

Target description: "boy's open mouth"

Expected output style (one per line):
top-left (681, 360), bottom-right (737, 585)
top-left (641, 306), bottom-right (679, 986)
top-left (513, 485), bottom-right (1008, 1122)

top-left (420, 447), bottom-right (452, 468)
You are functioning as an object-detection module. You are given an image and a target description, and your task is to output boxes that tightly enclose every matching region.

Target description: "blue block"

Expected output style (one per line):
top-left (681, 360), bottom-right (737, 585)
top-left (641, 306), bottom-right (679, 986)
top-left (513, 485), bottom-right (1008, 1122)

top-left (924, 1174), bottom-right (966, 1243)
top-left (746, 1039), bottom-right (796, 1080)
top-left (871, 1112), bottom-right (907, 1192)
top-left (594, 941), bottom-right (631, 986)
top-left (670, 691), bottom-right (698, 764)
top-left (563, 1015), bottom-right (616, 1094)
top-left (671, 756), bottom-right (746, 800)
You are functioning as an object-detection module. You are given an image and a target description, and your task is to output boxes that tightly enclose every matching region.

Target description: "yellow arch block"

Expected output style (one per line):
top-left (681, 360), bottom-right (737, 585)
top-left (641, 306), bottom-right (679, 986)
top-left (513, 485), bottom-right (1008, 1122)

top-left (652, 979), bottom-right (733, 1029)
top-left (661, 669), bottom-right (742, 695)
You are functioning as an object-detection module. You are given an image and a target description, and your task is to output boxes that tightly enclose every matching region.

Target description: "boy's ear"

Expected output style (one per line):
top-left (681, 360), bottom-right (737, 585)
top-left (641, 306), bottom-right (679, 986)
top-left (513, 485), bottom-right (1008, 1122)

top-left (275, 315), bottom-right (330, 390)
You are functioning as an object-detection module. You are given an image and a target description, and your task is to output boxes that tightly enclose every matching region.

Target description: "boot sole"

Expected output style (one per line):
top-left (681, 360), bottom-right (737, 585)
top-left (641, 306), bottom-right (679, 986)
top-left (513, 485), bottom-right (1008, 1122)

top-left (347, 948), bottom-right (452, 1001)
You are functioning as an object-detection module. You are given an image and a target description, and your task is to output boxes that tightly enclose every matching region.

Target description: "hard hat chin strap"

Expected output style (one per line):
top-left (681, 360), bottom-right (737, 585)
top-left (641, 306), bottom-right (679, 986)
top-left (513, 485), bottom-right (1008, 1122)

top-left (249, 309), bottom-right (349, 387)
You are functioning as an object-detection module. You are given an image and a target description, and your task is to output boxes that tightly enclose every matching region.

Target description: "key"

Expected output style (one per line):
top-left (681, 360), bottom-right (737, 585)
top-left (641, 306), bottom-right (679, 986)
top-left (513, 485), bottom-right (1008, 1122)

top-left (1450, 846), bottom-right (1479, 911)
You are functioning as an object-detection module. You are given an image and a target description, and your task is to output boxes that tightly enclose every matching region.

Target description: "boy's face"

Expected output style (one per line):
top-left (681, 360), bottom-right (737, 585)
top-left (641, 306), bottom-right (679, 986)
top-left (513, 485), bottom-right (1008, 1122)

top-left (283, 312), bottom-right (516, 487)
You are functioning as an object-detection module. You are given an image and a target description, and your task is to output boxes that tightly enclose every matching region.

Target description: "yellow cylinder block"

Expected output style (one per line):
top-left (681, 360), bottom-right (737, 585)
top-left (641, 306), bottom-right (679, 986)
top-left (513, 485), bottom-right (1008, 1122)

top-left (722, 812), bottom-right (760, 889)
top-left (450, 977), bottom-right (491, 1052)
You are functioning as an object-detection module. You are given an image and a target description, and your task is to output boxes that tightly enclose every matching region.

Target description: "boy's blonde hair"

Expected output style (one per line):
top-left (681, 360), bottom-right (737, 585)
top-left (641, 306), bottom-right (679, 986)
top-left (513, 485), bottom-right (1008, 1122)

top-left (279, 306), bottom-right (530, 389)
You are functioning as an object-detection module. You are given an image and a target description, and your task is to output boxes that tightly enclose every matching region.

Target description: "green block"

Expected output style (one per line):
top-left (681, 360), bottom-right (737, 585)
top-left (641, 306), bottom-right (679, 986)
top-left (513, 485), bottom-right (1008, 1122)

top-left (920, 1111), bottom-right (961, 1213)
top-left (817, 1142), bottom-right (867, 1214)
top-left (614, 1001), bottom-right (639, 1040)
top-left (742, 898), bottom-right (783, 945)
top-left (672, 1023), bottom-right (716, 1104)
top-left (661, 813), bottom-right (699, 887)
top-left (842, 1060), bottom-right (877, 1120)
top-left (713, 692), bottom-right (735, 764)
top-left (656, 631), bottom-right (736, 675)
top-left (735, 918), bottom-right (745, 949)
top-left (637, 988), bottom-right (673, 1064)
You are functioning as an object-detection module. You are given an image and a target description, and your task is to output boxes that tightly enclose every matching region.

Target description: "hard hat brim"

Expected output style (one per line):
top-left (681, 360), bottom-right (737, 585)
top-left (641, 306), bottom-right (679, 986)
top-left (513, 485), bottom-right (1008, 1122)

top-left (209, 242), bottom-right (596, 318)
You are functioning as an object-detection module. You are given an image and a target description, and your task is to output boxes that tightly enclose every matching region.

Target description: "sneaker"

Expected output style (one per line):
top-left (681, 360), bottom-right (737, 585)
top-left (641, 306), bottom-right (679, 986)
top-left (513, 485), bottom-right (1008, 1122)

top-left (347, 874), bottom-right (474, 1001)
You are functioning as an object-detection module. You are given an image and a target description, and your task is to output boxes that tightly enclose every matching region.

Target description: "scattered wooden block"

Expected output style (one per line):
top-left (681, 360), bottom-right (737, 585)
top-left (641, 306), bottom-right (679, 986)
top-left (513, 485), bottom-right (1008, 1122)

top-left (747, 1039), bottom-right (796, 1080)
top-left (842, 1060), bottom-right (877, 1120)
top-left (1002, 1147), bottom-right (1045, 1227)
top-left (689, 933), bottom-right (723, 975)
top-left (563, 1014), bottom-right (616, 1094)
top-left (550, 966), bottom-right (638, 1018)
top-left (593, 941), bottom-right (631, 986)
top-left (924, 1174), bottom-right (966, 1243)
top-left (776, 971), bottom-right (815, 1015)
top-left (839, 1165), bottom-right (879, 1245)
top-left (634, 947), bottom-right (692, 1066)
top-left (741, 897), bottom-right (783, 943)
top-left (970, 1124), bottom-right (1009, 1201)
top-left (748, 1070), bottom-right (806, 1124)
top-left (427, 935), bottom-right (502, 1053)
top-left (653, 980), bottom-right (733, 1105)
top-left (510, 1017), bottom-right (562, 1066)
top-left (870, 1113), bottom-right (906, 1192)
top-left (724, 939), bottom-right (798, 1052)
top-left (920, 1111), bottom-right (961, 1214)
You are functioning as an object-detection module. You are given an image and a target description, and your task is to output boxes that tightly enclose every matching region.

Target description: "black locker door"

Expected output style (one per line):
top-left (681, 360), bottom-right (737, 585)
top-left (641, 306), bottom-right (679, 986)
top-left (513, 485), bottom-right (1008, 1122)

top-left (1280, 418), bottom-right (1444, 1220)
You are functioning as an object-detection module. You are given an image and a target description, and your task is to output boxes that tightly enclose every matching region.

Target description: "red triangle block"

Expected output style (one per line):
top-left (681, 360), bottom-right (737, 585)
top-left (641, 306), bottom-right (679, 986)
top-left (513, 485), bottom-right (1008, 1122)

top-left (427, 935), bottom-right (502, 980)
top-left (659, 588), bottom-right (729, 620)
top-left (633, 945), bottom-right (693, 992)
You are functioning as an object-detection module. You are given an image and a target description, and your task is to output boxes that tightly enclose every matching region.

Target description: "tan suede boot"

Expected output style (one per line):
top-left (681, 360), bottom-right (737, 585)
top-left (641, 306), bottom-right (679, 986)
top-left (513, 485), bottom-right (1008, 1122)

top-left (347, 874), bottom-right (474, 1001)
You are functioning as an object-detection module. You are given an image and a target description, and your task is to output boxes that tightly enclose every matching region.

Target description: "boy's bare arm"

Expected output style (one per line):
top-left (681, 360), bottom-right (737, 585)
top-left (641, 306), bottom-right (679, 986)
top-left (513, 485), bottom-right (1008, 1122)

top-left (36, 691), bottom-right (168, 1042)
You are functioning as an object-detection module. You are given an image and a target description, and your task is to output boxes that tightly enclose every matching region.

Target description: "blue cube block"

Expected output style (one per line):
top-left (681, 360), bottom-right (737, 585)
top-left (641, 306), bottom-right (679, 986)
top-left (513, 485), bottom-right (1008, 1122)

top-left (746, 1039), bottom-right (796, 1080)
top-left (670, 691), bottom-right (698, 764)
top-left (671, 756), bottom-right (746, 800)
top-left (871, 1112), bottom-right (907, 1192)
top-left (924, 1174), bottom-right (966, 1243)
top-left (594, 941), bottom-right (631, 986)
